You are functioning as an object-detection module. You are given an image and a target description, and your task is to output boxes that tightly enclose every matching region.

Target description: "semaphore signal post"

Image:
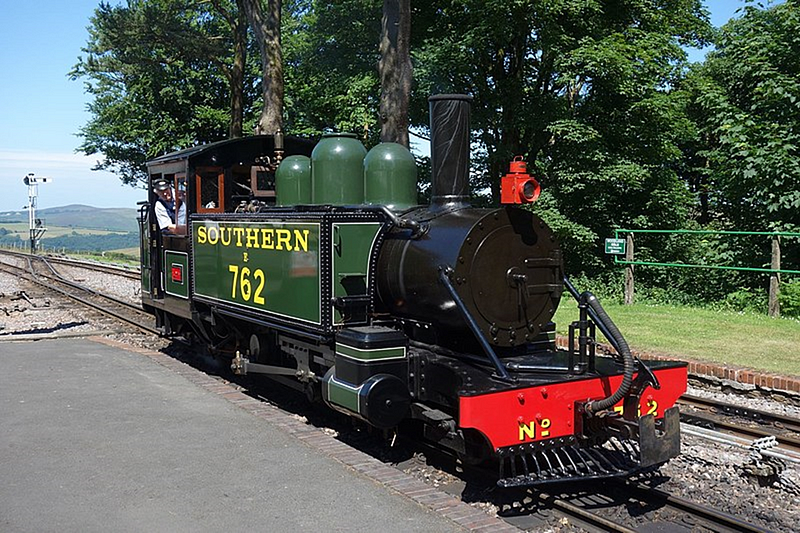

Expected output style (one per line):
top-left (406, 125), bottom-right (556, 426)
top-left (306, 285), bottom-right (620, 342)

top-left (23, 173), bottom-right (52, 254)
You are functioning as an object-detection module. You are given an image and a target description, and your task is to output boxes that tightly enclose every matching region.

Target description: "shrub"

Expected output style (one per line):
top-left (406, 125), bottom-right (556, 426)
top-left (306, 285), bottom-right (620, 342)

top-left (717, 288), bottom-right (768, 314)
top-left (563, 271), bottom-right (625, 304)
top-left (779, 280), bottom-right (800, 318)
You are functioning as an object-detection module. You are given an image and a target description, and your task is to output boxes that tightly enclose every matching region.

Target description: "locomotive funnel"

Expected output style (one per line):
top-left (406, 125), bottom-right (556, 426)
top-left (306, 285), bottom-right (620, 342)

top-left (429, 94), bottom-right (472, 207)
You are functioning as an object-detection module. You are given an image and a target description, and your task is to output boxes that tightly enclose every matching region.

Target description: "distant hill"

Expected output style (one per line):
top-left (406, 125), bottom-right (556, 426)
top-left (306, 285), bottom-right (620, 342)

top-left (0, 204), bottom-right (139, 233)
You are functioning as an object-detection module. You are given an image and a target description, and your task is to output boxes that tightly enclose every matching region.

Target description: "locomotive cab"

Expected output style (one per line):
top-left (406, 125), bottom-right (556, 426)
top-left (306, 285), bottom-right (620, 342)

top-left (139, 136), bottom-right (315, 334)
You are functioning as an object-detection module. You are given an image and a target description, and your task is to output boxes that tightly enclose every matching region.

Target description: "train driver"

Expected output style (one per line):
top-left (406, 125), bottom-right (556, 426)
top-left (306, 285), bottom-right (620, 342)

top-left (153, 179), bottom-right (177, 234)
top-left (176, 182), bottom-right (186, 227)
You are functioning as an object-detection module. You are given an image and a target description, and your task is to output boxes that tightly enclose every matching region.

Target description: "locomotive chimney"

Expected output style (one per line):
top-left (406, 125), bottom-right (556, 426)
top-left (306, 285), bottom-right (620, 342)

top-left (429, 94), bottom-right (472, 207)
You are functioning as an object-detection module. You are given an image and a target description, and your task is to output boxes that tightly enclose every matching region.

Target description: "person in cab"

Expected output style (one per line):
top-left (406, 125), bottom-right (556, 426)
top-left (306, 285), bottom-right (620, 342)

top-left (153, 179), bottom-right (177, 234)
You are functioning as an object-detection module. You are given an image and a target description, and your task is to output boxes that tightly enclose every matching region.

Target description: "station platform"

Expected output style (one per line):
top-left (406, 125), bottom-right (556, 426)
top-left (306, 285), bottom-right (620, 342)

top-left (0, 338), bottom-right (512, 532)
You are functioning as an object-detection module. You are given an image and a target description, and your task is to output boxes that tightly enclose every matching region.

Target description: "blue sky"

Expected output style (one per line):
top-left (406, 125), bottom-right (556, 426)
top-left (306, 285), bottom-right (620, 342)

top-left (0, 1), bottom-right (759, 212)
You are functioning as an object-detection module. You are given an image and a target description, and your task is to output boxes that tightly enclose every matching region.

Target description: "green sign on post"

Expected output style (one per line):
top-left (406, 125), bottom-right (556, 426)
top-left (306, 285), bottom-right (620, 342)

top-left (605, 238), bottom-right (626, 255)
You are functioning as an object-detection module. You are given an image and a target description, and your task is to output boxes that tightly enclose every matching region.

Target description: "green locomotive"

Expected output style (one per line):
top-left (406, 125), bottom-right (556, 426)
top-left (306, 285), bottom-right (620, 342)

top-left (139, 95), bottom-right (687, 486)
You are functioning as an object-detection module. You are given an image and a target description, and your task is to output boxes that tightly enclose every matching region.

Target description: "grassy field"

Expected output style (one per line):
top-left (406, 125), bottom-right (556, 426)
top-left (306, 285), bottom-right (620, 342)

top-left (0, 205), bottom-right (139, 233)
top-left (554, 300), bottom-right (800, 377)
top-left (0, 223), bottom-right (120, 238)
top-left (67, 250), bottom-right (140, 267)
top-left (106, 247), bottom-right (140, 257)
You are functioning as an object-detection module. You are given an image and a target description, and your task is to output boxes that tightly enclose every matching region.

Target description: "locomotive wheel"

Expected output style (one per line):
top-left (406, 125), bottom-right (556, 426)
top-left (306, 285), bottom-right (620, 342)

top-left (304, 381), bottom-right (321, 404)
top-left (249, 333), bottom-right (269, 361)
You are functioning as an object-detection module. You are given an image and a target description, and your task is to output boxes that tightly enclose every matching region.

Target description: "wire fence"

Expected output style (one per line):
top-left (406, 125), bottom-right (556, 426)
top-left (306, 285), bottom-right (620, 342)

top-left (610, 229), bottom-right (800, 316)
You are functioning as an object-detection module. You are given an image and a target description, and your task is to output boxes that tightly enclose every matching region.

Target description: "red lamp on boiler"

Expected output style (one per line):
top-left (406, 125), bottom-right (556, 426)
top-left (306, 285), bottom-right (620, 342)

top-left (501, 156), bottom-right (540, 205)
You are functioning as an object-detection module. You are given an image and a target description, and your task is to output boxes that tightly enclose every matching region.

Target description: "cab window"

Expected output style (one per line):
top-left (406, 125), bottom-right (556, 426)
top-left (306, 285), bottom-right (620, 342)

top-left (196, 167), bottom-right (224, 213)
top-left (251, 165), bottom-right (276, 200)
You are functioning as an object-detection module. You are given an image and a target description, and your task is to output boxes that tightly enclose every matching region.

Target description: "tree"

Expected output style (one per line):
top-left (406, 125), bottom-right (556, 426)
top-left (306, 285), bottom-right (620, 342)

top-left (243, 0), bottom-right (284, 134)
top-left (211, 0), bottom-right (250, 138)
top-left (411, 0), bottom-right (711, 273)
top-left (282, 0), bottom-right (383, 138)
top-left (378, 0), bottom-right (412, 146)
top-left (686, 0), bottom-right (800, 233)
top-left (278, 1), bottom-right (712, 271)
top-left (72, 0), bottom-right (256, 185)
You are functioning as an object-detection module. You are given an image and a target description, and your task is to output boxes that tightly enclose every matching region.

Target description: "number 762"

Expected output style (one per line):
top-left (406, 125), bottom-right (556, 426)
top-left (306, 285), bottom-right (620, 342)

top-left (228, 264), bottom-right (266, 304)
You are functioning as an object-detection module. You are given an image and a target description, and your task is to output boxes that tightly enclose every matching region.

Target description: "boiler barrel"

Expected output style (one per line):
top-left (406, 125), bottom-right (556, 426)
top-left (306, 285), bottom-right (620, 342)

top-left (377, 207), bottom-right (563, 348)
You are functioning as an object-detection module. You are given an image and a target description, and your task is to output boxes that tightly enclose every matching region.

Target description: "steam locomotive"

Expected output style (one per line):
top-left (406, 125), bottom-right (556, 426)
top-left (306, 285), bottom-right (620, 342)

top-left (139, 95), bottom-right (686, 487)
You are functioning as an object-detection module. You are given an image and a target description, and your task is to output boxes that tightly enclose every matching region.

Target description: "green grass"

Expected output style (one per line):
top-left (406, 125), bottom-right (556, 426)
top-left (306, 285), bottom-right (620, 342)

top-left (0, 223), bottom-right (120, 238)
top-left (554, 300), bottom-right (800, 377)
top-left (67, 250), bottom-right (140, 267)
top-left (106, 247), bottom-right (140, 257)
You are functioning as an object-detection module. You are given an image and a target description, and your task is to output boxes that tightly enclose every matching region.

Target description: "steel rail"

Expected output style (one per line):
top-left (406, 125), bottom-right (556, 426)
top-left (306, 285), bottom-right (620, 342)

top-left (621, 480), bottom-right (772, 533)
top-left (542, 475), bottom-right (775, 533)
top-left (30, 255), bottom-right (144, 314)
top-left (682, 424), bottom-right (800, 464)
top-left (678, 397), bottom-right (800, 454)
top-left (533, 490), bottom-right (638, 533)
top-left (0, 260), bottom-right (158, 337)
top-left (44, 255), bottom-right (140, 280)
top-left (398, 436), bottom-right (642, 533)
top-left (680, 393), bottom-right (800, 433)
top-left (400, 432), bottom-right (773, 532)
top-left (29, 256), bottom-right (156, 334)
top-left (0, 249), bottom-right (140, 280)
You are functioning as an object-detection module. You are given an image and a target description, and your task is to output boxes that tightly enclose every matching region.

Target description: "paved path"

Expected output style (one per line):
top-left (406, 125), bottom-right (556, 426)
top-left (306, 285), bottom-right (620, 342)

top-left (0, 338), bottom-right (472, 533)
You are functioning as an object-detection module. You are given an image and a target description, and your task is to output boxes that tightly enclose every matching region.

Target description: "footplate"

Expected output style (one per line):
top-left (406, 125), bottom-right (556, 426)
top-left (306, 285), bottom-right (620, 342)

top-left (497, 407), bottom-right (681, 488)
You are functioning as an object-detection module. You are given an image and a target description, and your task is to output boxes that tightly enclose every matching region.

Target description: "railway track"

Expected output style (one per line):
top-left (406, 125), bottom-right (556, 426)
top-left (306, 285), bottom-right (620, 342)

top-left (531, 479), bottom-right (772, 533)
top-left (678, 394), bottom-right (800, 457)
top-left (1, 248), bottom-right (795, 530)
top-left (44, 254), bottom-right (141, 280)
top-left (0, 252), bottom-right (157, 336)
top-left (680, 393), bottom-right (800, 434)
top-left (0, 250), bottom-right (141, 280)
top-left (397, 437), bottom-right (774, 532)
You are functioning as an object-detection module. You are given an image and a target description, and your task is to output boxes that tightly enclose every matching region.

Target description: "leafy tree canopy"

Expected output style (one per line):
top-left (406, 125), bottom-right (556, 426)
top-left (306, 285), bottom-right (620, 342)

top-left (282, 0), bottom-right (383, 139)
top-left (71, 0), bottom-right (255, 186)
top-left (685, 0), bottom-right (800, 233)
top-left (407, 0), bottom-right (712, 272)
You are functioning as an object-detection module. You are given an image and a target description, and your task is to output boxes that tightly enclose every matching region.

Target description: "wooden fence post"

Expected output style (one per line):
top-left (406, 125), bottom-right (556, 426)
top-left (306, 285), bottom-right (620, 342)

top-left (769, 234), bottom-right (781, 317)
top-left (624, 232), bottom-right (634, 305)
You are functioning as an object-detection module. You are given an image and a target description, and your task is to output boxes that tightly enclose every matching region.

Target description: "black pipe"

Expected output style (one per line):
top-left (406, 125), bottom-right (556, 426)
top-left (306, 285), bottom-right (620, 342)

top-left (367, 205), bottom-right (426, 238)
top-left (563, 276), bottom-right (621, 355)
top-left (563, 276), bottom-right (634, 414)
top-left (583, 293), bottom-right (634, 413)
top-left (439, 266), bottom-right (512, 381)
top-left (429, 94), bottom-right (472, 207)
